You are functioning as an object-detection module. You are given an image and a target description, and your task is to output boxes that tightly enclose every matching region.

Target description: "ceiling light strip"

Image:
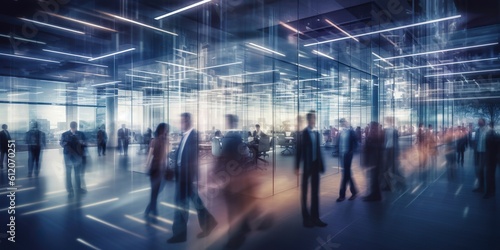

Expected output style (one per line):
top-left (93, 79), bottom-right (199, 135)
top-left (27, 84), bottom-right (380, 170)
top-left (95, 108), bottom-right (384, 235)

top-left (155, 0), bottom-right (211, 20)
top-left (19, 18), bottom-right (85, 34)
top-left (324, 19), bottom-right (359, 42)
top-left (0, 34), bottom-right (46, 44)
top-left (279, 21), bottom-right (302, 34)
top-left (425, 69), bottom-right (500, 77)
top-left (89, 48), bottom-right (135, 61)
top-left (312, 50), bottom-right (335, 60)
top-left (91, 81), bottom-right (121, 87)
top-left (0, 52), bottom-right (59, 63)
top-left (105, 13), bottom-right (177, 36)
top-left (372, 52), bottom-right (394, 66)
top-left (396, 57), bottom-right (499, 71)
top-left (43, 49), bottom-right (92, 59)
top-left (375, 42), bottom-right (498, 61)
top-left (304, 15), bottom-right (461, 47)
top-left (45, 13), bottom-right (117, 32)
top-left (247, 43), bottom-right (286, 57)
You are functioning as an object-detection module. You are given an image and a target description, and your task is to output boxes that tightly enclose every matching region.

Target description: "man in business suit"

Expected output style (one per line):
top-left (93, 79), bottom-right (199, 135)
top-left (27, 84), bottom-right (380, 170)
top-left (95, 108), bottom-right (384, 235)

top-left (337, 118), bottom-right (359, 202)
top-left (97, 125), bottom-right (108, 156)
top-left (60, 121), bottom-right (87, 198)
top-left (118, 124), bottom-right (130, 155)
top-left (381, 117), bottom-right (404, 190)
top-left (25, 121), bottom-right (46, 177)
top-left (168, 113), bottom-right (217, 243)
top-left (295, 111), bottom-right (327, 228)
top-left (0, 124), bottom-right (12, 169)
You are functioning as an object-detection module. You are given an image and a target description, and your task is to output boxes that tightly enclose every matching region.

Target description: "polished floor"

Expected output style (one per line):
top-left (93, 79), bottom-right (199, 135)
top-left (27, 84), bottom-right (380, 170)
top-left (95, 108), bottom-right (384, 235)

top-left (0, 144), bottom-right (499, 250)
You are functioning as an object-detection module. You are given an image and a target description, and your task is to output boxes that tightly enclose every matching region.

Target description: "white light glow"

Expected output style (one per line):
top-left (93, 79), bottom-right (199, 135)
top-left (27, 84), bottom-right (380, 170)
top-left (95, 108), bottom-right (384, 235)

top-left (312, 50), bottom-right (335, 60)
top-left (0, 52), bottom-right (59, 63)
top-left (105, 13), bottom-right (177, 36)
top-left (325, 19), bottom-right (359, 42)
top-left (247, 43), bottom-right (286, 57)
top-left (160, 202), bottom-right (197, 215)
top-left (304, 15), bottom-right (461, 47)
top-left (155, 0), bottom-right (211, 20)
top-left (43, 49), bottom-right (92, 59)
top-left (372, 52), bottom-right (394, 66)
top-left (174, 48), bottom-right (197, 55)
top-left (124, 215), bottom-right (169, 232)
top-left (375, 42), bottom-right (498, 61)
top-left (80, 198), bottom-right (119, 208)
top-left (89, 48), bottom-right (135, 61)
top-left (70, 61), bottom-right (108, 68)
top-left (219, 70), bottom-right (276, 78)
top-left (46, 13), bottom-right (116, 32)
top-left (125, 74), bottom-right (152, 79)
top-left (0, 33), bottom-right (45, 44)
top-left (76, 238), bottom-right (101, 250)
top-left (156, 61), bottom-right (196, 69)
top-left (395, 57), bottom-right (499, 70)
top-left (86, 215), bottom-right (146, 239)
top-left (424, 68), bottom-right (500, 77)
top-left (19, 18), bottom-right (85, 34)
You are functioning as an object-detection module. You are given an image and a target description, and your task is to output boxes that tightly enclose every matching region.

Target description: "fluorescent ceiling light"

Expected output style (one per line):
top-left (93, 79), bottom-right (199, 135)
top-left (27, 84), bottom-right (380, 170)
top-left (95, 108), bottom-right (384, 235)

top-left (69, 71), bottom-right (109, 77)
top-left (312, 50), bottom-right (335, 60)
top-left (131, 79), bottom-right (154, 84)
top-left (155, 0), bottom-right (211, 20)
top-left (70, 61), bottom-right (108, 68)
top-left (7, 92), bottom-right (43, 97)
top-left (200, 62), bottom-right (242, 70)
top-left (0, 52), bottom-right (59, 63)
top-left (375, 42), bottom-right (498, 61)
top-left (126, 74), bottom-right (152, 79)
top-left (89, 48), bottom-right (135, 61)
top-left (279, 21), bottom-right (302, 34)
top-left (374, 63), bottom-right (385, 69)
top-left (247, 43), bottom-right (286, 57)
top-left (425, 69), bottom-right (500, 77)
top-left (304, 15), bottom-right (461, 47)
top-left (372, 52), bottom-right (394, 66)
top-left (44, 13), bottom-right (117, 32)
top-left (104, 13), bottom-right (177, 36)
top-left (396, 57), bottom-right (498, 71)
top-left (131, 69), bottom-right (168, 77)
top-left (91, 81), bottom-right (121, 87)
top-left (43, 49), bottom-right (92, 59)
top-left (219, 70), bottom-right (276, 78)
top-left (19, 18), bottom-right (85, 34)
top-left (158, 78), bottom-right (188, 83)
top-left (293, 63), bottom-right (317, 71)
top-left (0, 34), bottom-right (45, 44)
top-left (156, 61), bottom-right (196, 69)
top-left (174, 48), bottom-right (197, 56)
top-left (324, 19), bottom-right (358, 42)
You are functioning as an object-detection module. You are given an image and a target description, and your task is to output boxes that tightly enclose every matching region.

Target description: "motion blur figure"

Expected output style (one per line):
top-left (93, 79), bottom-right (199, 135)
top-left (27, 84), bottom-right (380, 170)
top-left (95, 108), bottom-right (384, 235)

top-left (456, 127), bottom-right (467, 166)
top-left (443, 128), bottom-right (457, 180)
top-left (381, 117), bottom-right (404, 191)
top-left (60, 121), bottom-right (87, 198)
top-left (483, 122), bottom-right (498, 199)
top-left (295, 111), bottom-right (328, 227)
top-left (168, 113), bottom-right (217, 244)
top-left (0, 124), bottom-right (11, 169)
top-left (337, 118), bottom-right (359, 202)
top-left (473, 118), bottom-right (489, 193)
top-left (144, 123), bottom-right (169, 218)
top-left (118, 124), bottom-right (130, 155)
top-left (362, 121), bottom-right (383, 201)
top-left (96, 125), bottom-right (107, 156)
top-left (25, 121), bottom-right (46, 177)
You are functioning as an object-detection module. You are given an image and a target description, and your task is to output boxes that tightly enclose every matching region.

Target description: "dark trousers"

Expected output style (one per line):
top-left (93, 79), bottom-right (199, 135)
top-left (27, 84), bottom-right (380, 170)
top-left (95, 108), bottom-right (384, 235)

top-left (28, 146), bottom-right (41, 176)
top-left (301, 164), bottom-right (320, 220)
top-left (474, 151), bottom-right (486, 190)
top-left (0, 149), bottom-right (7, 168)
top-left (457, 150), bottom-right (465, 165)
top-left (98, 142), bottom-right (106, 155)
top-left (339, 152), bottom-right (357, 198)
top-left (485, 159), bottom-right (497, 195)
top-left (146, 173), bottom-right (163, 214)
top-left (64, 154), bottom-right (83, 193)
top-left (367, 164), bottom-right (381, 198)
top-left (172, 183), bottom-right (216, 238)
top-left (119, 139), bottom-right (129, 155)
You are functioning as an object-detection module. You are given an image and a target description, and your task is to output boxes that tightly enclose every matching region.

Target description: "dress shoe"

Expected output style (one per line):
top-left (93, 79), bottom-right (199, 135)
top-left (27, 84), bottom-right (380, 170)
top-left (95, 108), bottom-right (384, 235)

top-left (303, 220), bottom-right (314, 228)
top-left (167, 235), bottom-right (186, 243)
top-left (472, 188), bottom-right (484, 193)
top-left (336, 197), bottom-right (345, 202)
top-left (348, 193), bottom-right (358, 201)
top-left (312, 219), bottom-right (328, 227)
top-left (197, 221), bottom-right (218, 238)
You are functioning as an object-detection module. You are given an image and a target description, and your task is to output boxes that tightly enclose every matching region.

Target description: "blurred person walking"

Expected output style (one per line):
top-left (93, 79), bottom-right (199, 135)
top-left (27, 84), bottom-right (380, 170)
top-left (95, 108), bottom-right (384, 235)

top-left (25, 121), bottom-right (46, 177)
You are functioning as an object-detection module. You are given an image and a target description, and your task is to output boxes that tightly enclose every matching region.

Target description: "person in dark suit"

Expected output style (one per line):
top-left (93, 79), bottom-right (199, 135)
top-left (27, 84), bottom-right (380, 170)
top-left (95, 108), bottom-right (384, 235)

top-left (381, 117), bottom-right (404, 190)
top-left (168, 113), bottom-right (217, 243)
top-left (337, 118), bottom-right (359, 202)
top-left (144, 123), bottom-right (169, 217)
top-left (483, 122), bottom-right (497, 199)
top-left (0, 124), bottom-right (12, 169)
top-left (295, 111), bottom-right (327, 228)
top-left (25, 121), bottom-right (46, 177)
top-left (362, 121), bottom-right (383, 201)
top-left (97, 125), bottom-right (108, 156)
top-left (118, 124), bottom-right (130, 155)
top-left (456, 127), bottom-right (467, 166)
top-left (60, 121), bottom-right (87, 198)
top-left (473, 118), bottom-right (489, 193)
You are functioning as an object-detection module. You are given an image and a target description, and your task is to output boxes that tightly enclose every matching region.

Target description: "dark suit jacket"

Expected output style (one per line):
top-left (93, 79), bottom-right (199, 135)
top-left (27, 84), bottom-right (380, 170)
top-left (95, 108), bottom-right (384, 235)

top-left (60, 130), bottom-right (86, 156)
top-left (118, 128), bottom-right (130, 141)
top-left (339, 129), bottom-right (358, 154)
top-left (0, 130), bottom-right (11, 151)
top-left (175, 129), bottom-right (199, 196)
top-left (295, 128), bottom-right (325, 174)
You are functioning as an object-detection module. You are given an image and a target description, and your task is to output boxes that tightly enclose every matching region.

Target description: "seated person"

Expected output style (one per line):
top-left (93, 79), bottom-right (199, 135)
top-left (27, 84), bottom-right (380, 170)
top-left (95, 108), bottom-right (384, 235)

top-left (249, 124), bottom-right (266, 160)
